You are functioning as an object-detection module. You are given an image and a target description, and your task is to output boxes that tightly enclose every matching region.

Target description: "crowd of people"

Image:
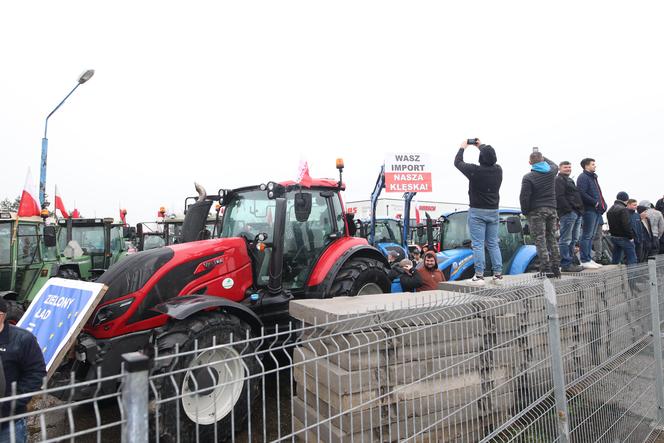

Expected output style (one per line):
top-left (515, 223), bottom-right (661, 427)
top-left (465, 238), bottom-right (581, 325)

top-left (454, 139), bottom-right (664, 286)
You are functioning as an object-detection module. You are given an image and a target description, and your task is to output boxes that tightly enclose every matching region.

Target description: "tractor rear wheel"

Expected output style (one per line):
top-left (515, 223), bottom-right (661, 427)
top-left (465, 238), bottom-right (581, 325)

top-left (328, 257), bottom-right (390, 297)
top-left (5, 299), bottom-right (25, 324)
top-left (151, 312), bottom-right (259, 442)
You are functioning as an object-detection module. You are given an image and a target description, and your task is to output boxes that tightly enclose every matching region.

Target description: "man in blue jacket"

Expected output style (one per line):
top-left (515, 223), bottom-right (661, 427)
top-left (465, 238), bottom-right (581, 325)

top-left (576, 158), bottom-right (607, 269)
top-left (0, 298), bottom-right (46, 443)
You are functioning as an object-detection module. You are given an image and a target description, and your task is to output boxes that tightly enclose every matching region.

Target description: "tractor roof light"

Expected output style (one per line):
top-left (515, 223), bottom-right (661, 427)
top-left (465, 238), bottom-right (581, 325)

top-left (259, 184), bottom-right (267, 191)
top-left (336, 158), bottom-right (344, 170)
top-left (40, 209), bottom-right (50, 218)
top-left (0, 213), bottom-right (11, 219)
top-left (267, 182), bottom-right (276, 191)
top-left (268, 191), bottom-right (275, 199)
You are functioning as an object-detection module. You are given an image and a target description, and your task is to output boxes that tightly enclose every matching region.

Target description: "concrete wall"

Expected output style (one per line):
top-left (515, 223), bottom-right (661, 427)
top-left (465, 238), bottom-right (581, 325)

top-left (288, 266), bottom-right (647, 442)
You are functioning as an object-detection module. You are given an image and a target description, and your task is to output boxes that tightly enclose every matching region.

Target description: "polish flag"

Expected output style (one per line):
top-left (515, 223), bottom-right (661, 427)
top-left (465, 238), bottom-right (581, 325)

top-left (296, 159), bottom-right (313, 187)
top-left (71, 208), bottom-right (81, 218)
top-left (119, 208), bottom-right (128, 226)
top-left (54, 185), bottom-right (70, 218)
top-left (17, 168), bottom-right (41, 217)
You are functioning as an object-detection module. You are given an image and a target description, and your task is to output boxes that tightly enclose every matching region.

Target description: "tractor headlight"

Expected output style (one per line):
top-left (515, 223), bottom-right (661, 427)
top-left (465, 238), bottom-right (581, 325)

top-left (91, 298), bottom-right (134, 327)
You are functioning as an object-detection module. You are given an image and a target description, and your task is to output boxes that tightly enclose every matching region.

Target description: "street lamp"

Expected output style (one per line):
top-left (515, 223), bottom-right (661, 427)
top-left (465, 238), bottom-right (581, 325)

top-left (39, 69), bottom-right (95, 208)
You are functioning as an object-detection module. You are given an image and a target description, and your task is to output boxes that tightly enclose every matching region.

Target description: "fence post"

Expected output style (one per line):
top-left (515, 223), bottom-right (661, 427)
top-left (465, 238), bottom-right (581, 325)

top-left (122, 352), bottom-right (150, 443)
top-left (543, 278), bottom-right (570, 443)
top-left (648, 258), bottom-right (664, 425)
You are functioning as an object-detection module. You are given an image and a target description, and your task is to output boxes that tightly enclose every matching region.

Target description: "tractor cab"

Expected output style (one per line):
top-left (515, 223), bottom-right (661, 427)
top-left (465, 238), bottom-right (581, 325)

top-left (0, 212), bottom-right (59, 306)
top-left (57, 217), bottom-right (129, 279)
top-left (435, 208), bottom-right (537, 280)
top-left (355, 218), bottom-right (407, 261)
top-left (136, 217), bottom-right (220, 251)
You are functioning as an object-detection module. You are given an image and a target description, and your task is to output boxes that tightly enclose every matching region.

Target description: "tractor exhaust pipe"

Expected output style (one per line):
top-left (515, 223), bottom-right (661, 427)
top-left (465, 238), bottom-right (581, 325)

top-left (181, 183), bottom-right (213, 243)
top-left (268, 197), bottom-right (287, 296)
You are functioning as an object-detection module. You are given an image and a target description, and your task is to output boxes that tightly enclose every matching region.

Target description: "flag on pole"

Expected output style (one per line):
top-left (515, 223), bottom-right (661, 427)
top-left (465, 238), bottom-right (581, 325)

top-left (295, 159), bottom-right (313, 187)
top-left (119, 208), bottom-right (128, 226)
top-left (54, 185), bottom-right (70, 218)
top-left (17, 168), bottom-right (41, 217)
top-left (71, 208), bottom-right (81, 218)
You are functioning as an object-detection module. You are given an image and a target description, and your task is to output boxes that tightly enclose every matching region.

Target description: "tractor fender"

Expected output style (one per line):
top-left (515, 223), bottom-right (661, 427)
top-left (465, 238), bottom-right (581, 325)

top-left (51, 263), bottom-right (81, 278)
top-left (508, 245), bottom-right (538, 274)
top-left (0, 291), bottom-right (18, 301)
top-left (306, 243), bottom-right (388, 297)
top-left (151, 294), bottom-right (263, 335)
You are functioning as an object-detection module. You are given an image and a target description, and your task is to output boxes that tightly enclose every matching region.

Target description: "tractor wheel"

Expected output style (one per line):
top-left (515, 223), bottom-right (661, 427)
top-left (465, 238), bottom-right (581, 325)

top-left (56, 268), bottom-right (80, 280)
top-left (5, 300), bottom-right (25, 324)
top-left (526, 256), bottom-right (541, 274)
top-left (151, 312), bottom-right (260, 443)
top-left (328, 257), bottom-right (390, 297)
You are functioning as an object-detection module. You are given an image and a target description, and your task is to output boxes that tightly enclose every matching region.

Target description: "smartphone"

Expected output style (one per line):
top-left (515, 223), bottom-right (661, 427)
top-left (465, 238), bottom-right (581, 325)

top-left (467, 138), bottom-right (478, 145)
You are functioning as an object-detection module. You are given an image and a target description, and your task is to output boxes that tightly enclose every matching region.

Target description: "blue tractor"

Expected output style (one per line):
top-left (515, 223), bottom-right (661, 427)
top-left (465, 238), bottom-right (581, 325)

top-left (355, 165), bottom-right (415, 262)
top-left (435, 208), bottom-right (538, 280)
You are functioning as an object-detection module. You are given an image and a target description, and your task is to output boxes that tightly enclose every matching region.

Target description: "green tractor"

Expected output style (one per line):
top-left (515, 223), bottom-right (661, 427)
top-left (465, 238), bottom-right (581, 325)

top-left (56, 217), bottom-right (130, 280)
top-left (0, 212), bottom-right (60, 319)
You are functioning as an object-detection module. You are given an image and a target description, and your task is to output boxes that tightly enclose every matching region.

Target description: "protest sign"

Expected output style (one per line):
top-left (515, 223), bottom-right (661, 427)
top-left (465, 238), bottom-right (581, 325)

top-left (17, 278), bottom-right (107, 378)
top-left (384, 153), bottom-right (433, 192)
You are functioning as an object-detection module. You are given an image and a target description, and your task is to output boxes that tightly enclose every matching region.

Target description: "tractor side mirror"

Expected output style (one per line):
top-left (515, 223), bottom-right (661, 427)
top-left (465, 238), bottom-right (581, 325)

top-left (522, 223), bottom-right (530, 236)
top-left (506, 216), bottom-right (522, 234)
top-left (345, 213), bottom-right (356, 236)
top-left (123, 226), bottom-right (136, 239)
top-left (43, 226), bottom-right (57, 248)
top-left (294, 192), bottom-right (312, 223)
top-left (417, 225), bottom-right (424, 237)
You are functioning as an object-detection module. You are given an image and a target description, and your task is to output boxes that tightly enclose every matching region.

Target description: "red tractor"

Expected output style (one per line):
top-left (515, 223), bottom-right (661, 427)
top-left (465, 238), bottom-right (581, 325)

top-left (61, 160), bottom-right (390, 441)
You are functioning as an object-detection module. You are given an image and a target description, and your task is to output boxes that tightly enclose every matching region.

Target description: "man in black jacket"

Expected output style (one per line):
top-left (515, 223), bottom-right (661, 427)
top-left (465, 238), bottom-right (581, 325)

top-left (607, 192), bottom-right (637, 265)
top-left (555, 161), bottom-right (584, 272)
top-left (519, 150), bottom-right (561, 277)
top-left (454, 139), bottom-right (503, 285)
top-left (0, 298), bottom-right (46, 442)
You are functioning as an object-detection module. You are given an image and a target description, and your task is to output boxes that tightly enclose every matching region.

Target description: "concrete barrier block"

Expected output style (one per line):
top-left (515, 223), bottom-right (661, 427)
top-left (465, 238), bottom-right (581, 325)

top-left (387, 353), bottom-right (482, 385)
top-left (293, 347), bottom-right (380, 394)
top-left (293, 367), bottom-right (382, 411)
top-left (393, 318), bottom-right (484, 348)
top-left (294, 392), bottom-right (383, 433)
top-left (394, 337), bottom-right (483, 361)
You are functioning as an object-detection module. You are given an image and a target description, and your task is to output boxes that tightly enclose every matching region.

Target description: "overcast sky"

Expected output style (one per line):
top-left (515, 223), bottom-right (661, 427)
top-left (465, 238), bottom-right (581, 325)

top-left (1, 1), bottom-right (662, 223)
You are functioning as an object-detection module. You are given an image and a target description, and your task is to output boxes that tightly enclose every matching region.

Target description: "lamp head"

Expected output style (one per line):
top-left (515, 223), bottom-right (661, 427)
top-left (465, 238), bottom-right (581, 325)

top-left (78, 69), bottom-right (95, 84)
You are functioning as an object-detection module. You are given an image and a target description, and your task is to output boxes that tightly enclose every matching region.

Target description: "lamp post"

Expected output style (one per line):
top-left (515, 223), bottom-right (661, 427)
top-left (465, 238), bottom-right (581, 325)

top-left (39, 69), bottom-right (95, 208)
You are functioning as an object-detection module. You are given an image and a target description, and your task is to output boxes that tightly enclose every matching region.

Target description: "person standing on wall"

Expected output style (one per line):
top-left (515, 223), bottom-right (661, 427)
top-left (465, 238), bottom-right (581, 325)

top-left (555, 161), bottom-right (584, 272)
top-left (576, 158), bottom-right (607, 269)
top-left (454, 138), bottom-right (503, 285)
top-left (607, 192), bottom-right (637, 265)
top-left (519, 148), bottom-right (561, 277)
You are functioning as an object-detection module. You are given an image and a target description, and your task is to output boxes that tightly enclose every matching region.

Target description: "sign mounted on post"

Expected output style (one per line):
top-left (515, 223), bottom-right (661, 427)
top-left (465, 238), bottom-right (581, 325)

top-left (384, 153), bottom-right (432, 192)
top-left (17, 278), bottom-right (107, 378)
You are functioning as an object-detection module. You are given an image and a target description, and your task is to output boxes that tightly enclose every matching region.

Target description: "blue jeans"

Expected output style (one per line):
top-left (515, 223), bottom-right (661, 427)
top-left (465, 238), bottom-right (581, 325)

top-left (580, 210), bottom-right (602, 263)
top-left (468, 208), bottom-right (502, 275)
top-left (0, 419), bottom-right (27, 443)
top-left (611, 236), bottom-right (637, 265)
top-left (559, 211), bottom-right (582, 267)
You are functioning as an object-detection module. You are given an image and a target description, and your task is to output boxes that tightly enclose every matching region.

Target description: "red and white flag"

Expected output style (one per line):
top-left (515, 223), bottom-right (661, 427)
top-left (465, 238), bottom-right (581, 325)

top-left (119, 208), bottom-right (128, 226)
top-left (295, 159), bottom-right (313, 187)
top-left (54, 185), bottom-right (70, 218)
top-left (17, 168), bottom-right (41, 217)
top-left (71, 208), bottom-right (81, 218)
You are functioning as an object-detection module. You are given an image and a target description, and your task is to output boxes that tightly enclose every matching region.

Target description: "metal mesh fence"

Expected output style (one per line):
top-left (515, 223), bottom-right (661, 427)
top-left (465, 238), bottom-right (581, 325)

top-left (2, 262), bottom-right (664, 442)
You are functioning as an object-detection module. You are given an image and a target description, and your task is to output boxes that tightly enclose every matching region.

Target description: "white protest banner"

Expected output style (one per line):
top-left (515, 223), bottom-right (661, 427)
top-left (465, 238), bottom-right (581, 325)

top-left (384, 153), bottom-right (433, 192)
top-left (17, 278), bottom-right (107, 378)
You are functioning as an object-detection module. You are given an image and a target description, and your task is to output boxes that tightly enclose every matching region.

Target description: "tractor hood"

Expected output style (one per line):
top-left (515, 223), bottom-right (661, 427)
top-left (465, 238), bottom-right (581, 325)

top-left (436, 249), bottom-right (474, 275)
top-left (96, 238), bottom-right (248, 306)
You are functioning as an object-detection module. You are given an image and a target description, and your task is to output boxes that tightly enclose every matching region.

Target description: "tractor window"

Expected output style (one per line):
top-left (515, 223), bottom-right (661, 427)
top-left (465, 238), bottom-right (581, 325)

top-left (441, 212), bottom-right (470, 250)
top-left (71, 226), bottom-right (105, 254)
top-left (17, 224), bottom-right (40, 265)
top-left (0, 222), bottom-right (11, 265)
top-left (283, 191), bottom-right (335, 290)
top-left (143, 235), bottom-right (165, 250)
top-left (332, 196), bottom-right (345, 234)
top-left (220, 190), bottom-right (276, 240)
top-left (110, 227), bottom-right (124, 252)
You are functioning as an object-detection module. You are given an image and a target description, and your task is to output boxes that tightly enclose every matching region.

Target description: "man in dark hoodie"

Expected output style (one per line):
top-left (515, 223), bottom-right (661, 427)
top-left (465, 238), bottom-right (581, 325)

top-left (454, 139), bottom-right (503, 286)
top-left (607, 191), bottom-right (637, 265)
top-left (555, 161), bottom-right (584, 272)
top-left (576, 158), bottom-right (607, 269)
top-left (520, 150), bottom-right (561, 277)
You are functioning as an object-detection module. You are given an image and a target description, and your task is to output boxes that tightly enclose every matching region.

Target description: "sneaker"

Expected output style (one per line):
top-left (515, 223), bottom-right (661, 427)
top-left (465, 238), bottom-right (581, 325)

top-left (468, 275), bottom-right (486, 286)
top-left (589, 260), bottom-right (603, 268)
top-left (561, 264), bottom-right (583, 272)
top-left (492, 274), bottom-right (504, 284)
top-left (581, 261), bottom-right (600, 269)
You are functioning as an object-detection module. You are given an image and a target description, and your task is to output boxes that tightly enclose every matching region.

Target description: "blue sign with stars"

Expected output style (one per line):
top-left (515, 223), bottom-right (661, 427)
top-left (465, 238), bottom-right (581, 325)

top-left (17, 278), bottom-right (106, 373)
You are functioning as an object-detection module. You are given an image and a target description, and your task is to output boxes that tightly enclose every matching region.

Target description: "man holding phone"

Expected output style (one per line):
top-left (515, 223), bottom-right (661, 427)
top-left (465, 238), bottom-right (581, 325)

top-left (454, 138), bottom-right (503, 285)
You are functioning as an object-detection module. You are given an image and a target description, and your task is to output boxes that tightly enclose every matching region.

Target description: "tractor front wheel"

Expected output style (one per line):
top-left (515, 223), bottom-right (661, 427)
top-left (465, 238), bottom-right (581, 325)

top-left (151, 312), bottom-right (260, 442)
top-left (328, 257), bottom-right (390, 297)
